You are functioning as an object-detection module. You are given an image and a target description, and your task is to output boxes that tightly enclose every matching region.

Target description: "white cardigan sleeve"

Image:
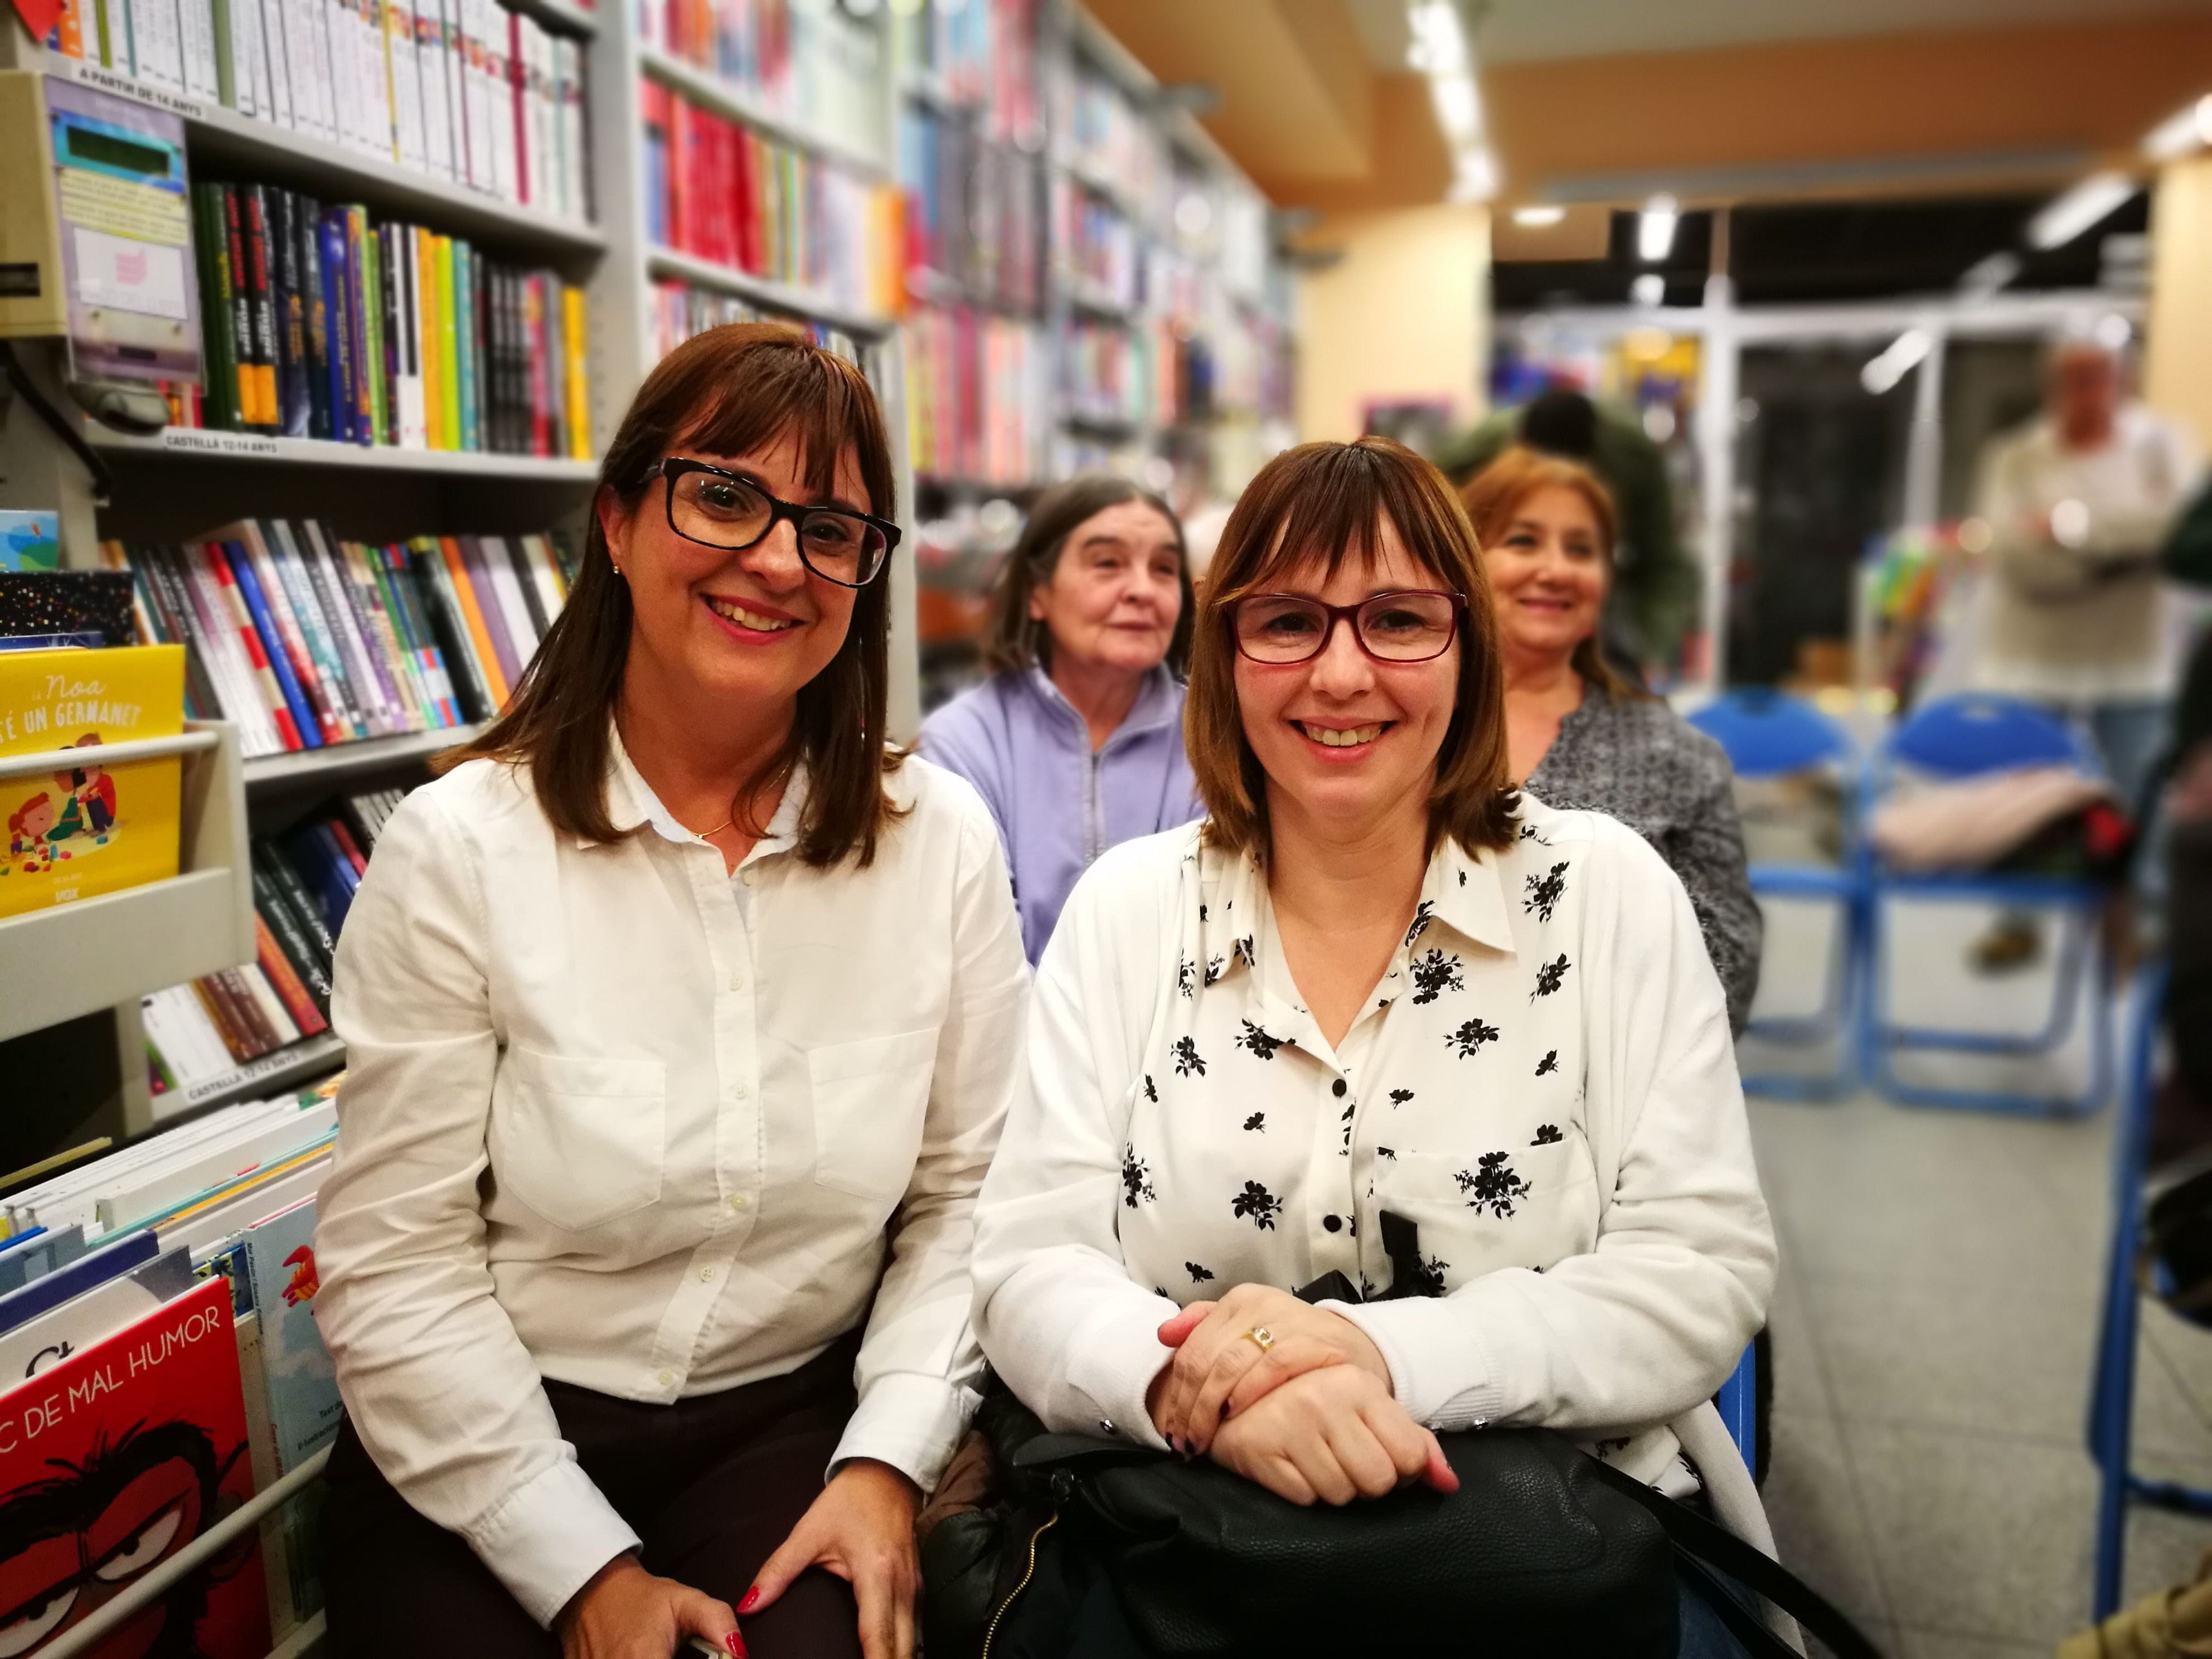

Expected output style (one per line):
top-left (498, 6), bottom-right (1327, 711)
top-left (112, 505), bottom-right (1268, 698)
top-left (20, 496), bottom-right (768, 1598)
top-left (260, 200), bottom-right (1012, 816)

top-left (970, 838), bottom-right (1183, 1450)
top-left (1335, 821), bottom-right (1777, 1433)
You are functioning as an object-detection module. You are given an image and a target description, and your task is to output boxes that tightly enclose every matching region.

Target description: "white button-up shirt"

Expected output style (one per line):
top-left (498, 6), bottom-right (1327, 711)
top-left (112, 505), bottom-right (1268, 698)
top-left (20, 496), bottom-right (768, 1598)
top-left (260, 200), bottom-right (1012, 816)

top-left (972, 795), bottom-right (1774, 1506)
top-left (315, 740), bottom-right (1027, 1625)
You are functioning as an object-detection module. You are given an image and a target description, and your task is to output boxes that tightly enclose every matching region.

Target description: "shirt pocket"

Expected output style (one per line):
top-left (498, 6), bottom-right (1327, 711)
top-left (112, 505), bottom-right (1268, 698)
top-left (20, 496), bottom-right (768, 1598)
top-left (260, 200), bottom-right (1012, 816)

top-left (807, 1027), bottom-right (939, 1202)
top-left (1376, 1133), bottom-right (1599, 1290)
top-left (488, 1046), bottom-right (667, 1232)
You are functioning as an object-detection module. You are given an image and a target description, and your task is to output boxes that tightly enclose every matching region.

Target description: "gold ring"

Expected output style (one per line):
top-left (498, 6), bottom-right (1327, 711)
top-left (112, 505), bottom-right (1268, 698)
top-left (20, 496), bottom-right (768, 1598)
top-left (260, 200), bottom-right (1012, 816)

top-left (1242, 1325), bottom-right (1276, 1355)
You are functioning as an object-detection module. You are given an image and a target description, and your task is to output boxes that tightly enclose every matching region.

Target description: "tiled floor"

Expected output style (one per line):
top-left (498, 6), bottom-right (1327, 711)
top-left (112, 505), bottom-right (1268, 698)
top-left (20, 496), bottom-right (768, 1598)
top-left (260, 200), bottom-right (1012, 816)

top-left (1749, 1076), bottom-right (2212, 1656)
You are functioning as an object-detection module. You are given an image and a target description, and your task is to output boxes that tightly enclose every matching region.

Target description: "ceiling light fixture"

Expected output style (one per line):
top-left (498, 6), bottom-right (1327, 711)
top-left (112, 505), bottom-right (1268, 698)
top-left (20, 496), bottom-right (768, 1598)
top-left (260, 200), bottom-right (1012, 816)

top-left (1957, 250), bottom-right (2021, 301)
top-left (1861, 328), bottom-right (1933, 396)
top-left (1631, 274), bottom-right (1665, 307)
top-left (2143, 94), bottom-right (2212, 162)
top-left (1511, 204), bottom-right (1565, 227)
top-left (2027, 173), bottom-right (2140, 251)
top-left (1407, 2), bottom-right (1497, 204)
top-left (1638, 195), bottom-right (1679, 263)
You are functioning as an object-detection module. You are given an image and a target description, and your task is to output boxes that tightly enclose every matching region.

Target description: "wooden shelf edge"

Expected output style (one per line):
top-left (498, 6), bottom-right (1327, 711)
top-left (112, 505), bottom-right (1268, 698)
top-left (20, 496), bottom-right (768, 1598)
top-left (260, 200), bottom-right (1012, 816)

top-left (637, 48), bottom-right (888, 178)
top-left (85, 428), bottom-right (601, 479)
top-left (646, 247), bottom-right (897, 338)
top-left (242, 724), bottom-right (486, 792)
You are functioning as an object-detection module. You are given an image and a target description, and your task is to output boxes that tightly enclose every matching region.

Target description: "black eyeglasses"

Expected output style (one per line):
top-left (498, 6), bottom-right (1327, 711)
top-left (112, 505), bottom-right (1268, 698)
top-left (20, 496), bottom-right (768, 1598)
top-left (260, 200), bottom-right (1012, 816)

top-left (644, 458), bottom-right (901, 589)
top-left (1229, 589), bottom-right (1466, 664)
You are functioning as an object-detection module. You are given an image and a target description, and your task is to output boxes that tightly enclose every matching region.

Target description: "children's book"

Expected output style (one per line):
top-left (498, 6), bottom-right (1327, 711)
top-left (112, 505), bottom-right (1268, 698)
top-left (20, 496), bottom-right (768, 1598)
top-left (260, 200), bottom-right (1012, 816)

top-left (0, 1244), bottom-right (195, 1383)
top-left (0, 513), bottom-right (61, 574)
top-left (0, 1274), bottom-right (270, 1659)
top-left (239, 1195), bottom-right (332, 1624)
top-left (0, 1225), bottom-right (86, 1292)
top-left (0, 1231), bottom-right (159, 1335)
top-left (0, 643), bottom-right (188, 920)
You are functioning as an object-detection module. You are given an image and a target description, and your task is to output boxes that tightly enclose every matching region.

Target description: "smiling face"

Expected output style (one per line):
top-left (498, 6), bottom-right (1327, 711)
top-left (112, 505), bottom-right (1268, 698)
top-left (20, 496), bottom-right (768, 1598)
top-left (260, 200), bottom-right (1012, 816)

top-left (1232, 516), bottom-right (1463, 836)
top-left (600, 429), bottom-right (866, 721)
top-left (1028, 500), bottom-right (1184, 679)
top-left (1480, 482), bottom-right (1609, 670)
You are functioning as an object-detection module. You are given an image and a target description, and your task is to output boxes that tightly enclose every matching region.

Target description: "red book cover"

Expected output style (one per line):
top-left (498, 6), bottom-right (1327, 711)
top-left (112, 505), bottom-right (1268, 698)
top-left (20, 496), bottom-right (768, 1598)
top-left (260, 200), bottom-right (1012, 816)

top-left (734, 125), bottom-right (757, 275)
top-left (668, 95), bottom-right (691, 254)
top-left (0, 1276), bottom-right (270, 1659)
top-left (253, 913), bottom-right (329, 1037)
top-left (508, 11), bottom-right (530, 207)
top-left (323, 817), bottom-right (370, 877)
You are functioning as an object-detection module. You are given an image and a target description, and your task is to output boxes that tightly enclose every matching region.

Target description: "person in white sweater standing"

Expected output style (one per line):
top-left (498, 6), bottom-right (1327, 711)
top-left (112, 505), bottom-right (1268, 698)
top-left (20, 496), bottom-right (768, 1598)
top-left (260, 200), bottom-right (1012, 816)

top-left (969, 437), bottom-right (1778, 1656)
top-left (1972, 329), bottom-right (2202, 810)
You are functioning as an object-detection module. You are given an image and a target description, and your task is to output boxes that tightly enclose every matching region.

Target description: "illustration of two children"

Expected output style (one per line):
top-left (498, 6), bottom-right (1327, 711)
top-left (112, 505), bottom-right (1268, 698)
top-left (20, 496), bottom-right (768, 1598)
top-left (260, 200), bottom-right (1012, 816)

top-left (6, 736), bottom-right (116, 866)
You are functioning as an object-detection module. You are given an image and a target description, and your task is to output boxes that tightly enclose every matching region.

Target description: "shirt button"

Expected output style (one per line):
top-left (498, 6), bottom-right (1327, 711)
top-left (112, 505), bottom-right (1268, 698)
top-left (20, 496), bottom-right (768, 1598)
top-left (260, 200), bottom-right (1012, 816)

top-left (1332, 1079), bottom-right (1348, 1098)
top-left (1098, 1419), bottom-right (1114, 1434)
top-left (1323, 1213), bottom-right (1343, 1233)
top-left (733, 1081), bottom-right (750, 1099)
top-left (699, 1265), bottom-right (716, 1283)
top-left (728, 1192), bottom-right (750, 1211)
top-left (657, 1369), bottom-right (676, 1388)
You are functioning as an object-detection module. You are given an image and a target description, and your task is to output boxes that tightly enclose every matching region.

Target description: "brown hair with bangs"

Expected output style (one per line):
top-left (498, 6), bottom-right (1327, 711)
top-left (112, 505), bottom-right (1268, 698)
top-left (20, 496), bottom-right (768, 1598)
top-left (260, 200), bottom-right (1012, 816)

top-left (981, 476), bottom-right (1192, 676)
top-left (439, 322), bottom-right (905, 866)
top-left (1186, 436), bottom-right (1517, 861)
top-left (1460, 445), bottom-right (1647, 704)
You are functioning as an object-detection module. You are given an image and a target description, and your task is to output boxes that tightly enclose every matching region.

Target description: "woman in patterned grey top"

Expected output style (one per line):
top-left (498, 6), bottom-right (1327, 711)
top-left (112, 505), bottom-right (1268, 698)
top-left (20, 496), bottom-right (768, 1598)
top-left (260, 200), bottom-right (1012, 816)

top-left (1465, 448), bottom-right (1760, 1032)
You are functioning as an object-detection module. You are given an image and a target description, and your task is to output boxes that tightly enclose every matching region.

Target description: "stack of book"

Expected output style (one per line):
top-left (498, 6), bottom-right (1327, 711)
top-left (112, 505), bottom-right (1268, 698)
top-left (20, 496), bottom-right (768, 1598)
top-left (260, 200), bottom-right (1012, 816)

top-left (145, 788), bottom-right (409, 1102)
top-left (641, 77), bottom-right (902, 320)
top-left (646, 281), bottom-right (868, 367)
top-left (639, 0), bottom-right (879, 156)
top-left (43, 0), bottom-right (593, 222)
top-left (898, 105), bottom-right (1044, 316)
top-left (896, 0), bottom-right (1040, 142)
top-left (0, 1080), bottom-right (350, 1647)
top-left (100, 521), bottom-right (578, 757)
top-left (904, 304), bottom-right (1049, 487)
top-left (163, 181), bottom-right (591, 457)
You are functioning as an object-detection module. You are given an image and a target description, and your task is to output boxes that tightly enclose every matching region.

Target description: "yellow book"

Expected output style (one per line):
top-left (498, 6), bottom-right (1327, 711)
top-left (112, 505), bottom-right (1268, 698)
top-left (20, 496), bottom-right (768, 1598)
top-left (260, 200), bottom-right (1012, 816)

top-left (560, 284), bottom-right (590, 460)
top-left (0, 644), bottom-right (187, 920)
top-left (416, 229), bottom-right (444, 452)
top-left (435, 236), bottom-right (462, 452)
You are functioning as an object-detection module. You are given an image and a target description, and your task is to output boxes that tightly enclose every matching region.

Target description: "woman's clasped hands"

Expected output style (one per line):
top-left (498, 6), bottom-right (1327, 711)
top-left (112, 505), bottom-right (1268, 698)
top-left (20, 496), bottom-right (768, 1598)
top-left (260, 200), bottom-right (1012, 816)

top-left (1145, 1283), bottom-right (1458, 1507)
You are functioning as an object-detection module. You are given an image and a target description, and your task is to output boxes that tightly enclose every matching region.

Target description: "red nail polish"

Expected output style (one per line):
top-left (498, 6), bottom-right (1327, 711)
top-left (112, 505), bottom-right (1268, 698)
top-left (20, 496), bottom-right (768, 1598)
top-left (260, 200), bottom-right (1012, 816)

top-left (725, 1633), bottom-right (748, 1658)
top-left (738, 1588), bottom-right (760, 1614)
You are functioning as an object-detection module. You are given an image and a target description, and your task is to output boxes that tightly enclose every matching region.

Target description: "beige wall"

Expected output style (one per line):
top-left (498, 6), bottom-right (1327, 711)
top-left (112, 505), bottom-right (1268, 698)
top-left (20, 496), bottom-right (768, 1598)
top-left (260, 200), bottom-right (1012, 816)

top-left (2148, 154), bottom-right (2212, 450)
top-left (1294, 205), bottom-right (1490, 444)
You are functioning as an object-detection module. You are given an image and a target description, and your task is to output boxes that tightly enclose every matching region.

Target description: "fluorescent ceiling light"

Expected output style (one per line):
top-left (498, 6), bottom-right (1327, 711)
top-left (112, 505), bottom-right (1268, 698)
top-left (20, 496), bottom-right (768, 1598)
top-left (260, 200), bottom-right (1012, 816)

top-left (1432, 72), bottom-right (1482, 144)
top-left (1406, 1), bottom-right (1466, 75)
top-left (1861, 328), bottom-right (1932, 396)
top-left (1511, 205), bottom-right (1565, 227)
top-left (1638, 195), bottom-right (1679, 263)
top-left (1631, 273), bottom-right (1665, 307)
top-left (2027, 173), bottom-right (2139, 251)
top-left (1448, 151), bottom-right (1498, 204)
top-left (2143, 95), bottom-right (2212, 162)
top-left (1957, 250), bottom-right (2021, 301)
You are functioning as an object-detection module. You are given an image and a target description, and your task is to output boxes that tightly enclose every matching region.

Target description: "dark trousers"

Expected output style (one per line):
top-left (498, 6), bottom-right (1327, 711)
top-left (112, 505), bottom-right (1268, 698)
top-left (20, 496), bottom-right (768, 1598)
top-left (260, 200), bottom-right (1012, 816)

top-left (323, 1333), bottom-right (865, 1659)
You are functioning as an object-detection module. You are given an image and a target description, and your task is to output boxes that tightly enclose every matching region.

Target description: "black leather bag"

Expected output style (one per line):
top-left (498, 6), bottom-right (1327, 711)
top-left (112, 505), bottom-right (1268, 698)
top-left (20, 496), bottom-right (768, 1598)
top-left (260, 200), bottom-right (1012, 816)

top-left (951, 1403), bottom-right (1879, 1659)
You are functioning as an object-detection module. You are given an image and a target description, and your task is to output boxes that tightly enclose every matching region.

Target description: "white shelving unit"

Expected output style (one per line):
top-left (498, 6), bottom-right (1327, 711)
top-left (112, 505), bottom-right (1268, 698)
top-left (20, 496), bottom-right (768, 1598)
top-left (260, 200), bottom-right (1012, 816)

top-left (0, 723), bottom-right (253, 1049)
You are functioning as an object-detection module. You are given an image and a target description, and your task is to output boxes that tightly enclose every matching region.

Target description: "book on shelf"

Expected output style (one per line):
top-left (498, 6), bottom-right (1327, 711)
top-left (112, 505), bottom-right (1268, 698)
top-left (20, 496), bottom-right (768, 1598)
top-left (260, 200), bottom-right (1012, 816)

top-left (0, 642), bottom-right (188, 923)
top-left (897, 103), bottom-right (1044, 315)
top-left (101, 523), bottom-right (575, 758)
top-left (640, 75), bottom-right (903, 321)
top-left (646, 280), bottom-right (875, 368)
top-left (641, 0), bottom-right (880, 158)
top-left (43, 0), bottom-right (593, 225)
top-left (169, 181), bottom-right (591, 457)
top-left (903, 303), bottom-right (1048, 488)
top-left (0, 1076), bottom-right (350, 1639)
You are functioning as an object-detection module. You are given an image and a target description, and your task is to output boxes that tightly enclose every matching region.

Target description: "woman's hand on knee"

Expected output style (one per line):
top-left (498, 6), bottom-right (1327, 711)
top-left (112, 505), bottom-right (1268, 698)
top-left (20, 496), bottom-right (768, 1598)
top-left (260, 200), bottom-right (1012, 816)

top-left (557, 1554), bottom-right (740, 1659)
top-left (1148, 1284), bottom-right (1391, 1456)
top-left (1207, 1367), bottom-right (1457, 1508)
top-left (741, 1457), bottom-right (920, 1659)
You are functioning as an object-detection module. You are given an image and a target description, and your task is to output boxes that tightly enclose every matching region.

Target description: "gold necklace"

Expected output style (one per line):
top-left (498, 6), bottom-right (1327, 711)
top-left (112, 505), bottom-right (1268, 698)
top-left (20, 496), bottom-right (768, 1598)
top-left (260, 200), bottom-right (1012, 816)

top-left (687, 785), bottom-right (745, 842)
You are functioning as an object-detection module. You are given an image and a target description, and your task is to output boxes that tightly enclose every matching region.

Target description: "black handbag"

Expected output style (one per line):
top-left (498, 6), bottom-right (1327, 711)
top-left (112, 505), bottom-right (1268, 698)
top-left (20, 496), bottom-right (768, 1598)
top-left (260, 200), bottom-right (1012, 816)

top-left (961, 1405), bottom-right (1876, 1659)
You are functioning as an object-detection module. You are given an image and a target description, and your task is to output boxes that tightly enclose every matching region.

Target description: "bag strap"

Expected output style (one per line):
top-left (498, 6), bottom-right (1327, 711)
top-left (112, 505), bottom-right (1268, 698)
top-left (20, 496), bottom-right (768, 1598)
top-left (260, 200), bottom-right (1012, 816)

top-left (1585, 1458), bottom-right (1882, 1659)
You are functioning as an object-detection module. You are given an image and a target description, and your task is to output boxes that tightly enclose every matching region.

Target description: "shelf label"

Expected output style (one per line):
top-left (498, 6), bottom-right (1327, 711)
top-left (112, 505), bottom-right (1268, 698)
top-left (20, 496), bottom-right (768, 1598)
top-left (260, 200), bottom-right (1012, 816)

top-left (55, 60), bottom-right (208, 123)
top-left (182, 1041), bottom-right (331, 1104)
top-left (159, 428), bottom-right (279, 456)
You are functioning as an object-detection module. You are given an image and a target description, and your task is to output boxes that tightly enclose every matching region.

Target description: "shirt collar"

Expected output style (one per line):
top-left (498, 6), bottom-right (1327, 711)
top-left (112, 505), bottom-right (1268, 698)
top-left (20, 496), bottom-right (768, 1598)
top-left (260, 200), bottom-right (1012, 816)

top-left (1023, 665), bottom-right (1183, 744)
top-left (1195, 824), bottom-right (1518, 994)
top-left (598, 724), bottom-right (808, 863)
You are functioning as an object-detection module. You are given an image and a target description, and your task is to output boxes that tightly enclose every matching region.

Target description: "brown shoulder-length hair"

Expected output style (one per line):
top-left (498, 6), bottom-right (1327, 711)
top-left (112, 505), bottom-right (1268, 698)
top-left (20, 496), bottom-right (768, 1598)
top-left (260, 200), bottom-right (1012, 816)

top-left (1460, 445), bottom-right (1647, 703)
top-left (1187, 436), bottom-right (1517, 862)
top-left (439, 322), bottom-right (904, 867)
top-left (981, 476), bottom-right (1192, 676)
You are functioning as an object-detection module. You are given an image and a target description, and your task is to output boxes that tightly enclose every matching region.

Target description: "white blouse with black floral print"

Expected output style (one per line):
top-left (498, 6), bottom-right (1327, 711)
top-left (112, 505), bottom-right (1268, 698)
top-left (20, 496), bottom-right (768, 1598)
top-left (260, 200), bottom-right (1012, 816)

top-left (971, 792), bottom-right (1778, 1527)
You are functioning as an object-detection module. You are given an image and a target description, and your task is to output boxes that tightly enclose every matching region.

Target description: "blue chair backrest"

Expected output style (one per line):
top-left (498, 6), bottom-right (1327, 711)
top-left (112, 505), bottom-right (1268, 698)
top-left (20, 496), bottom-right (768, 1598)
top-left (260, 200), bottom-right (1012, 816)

top-left (1885, 694), bottom-right (2092, 780)
top-left (1687, 689), bottom-right (1854, 779)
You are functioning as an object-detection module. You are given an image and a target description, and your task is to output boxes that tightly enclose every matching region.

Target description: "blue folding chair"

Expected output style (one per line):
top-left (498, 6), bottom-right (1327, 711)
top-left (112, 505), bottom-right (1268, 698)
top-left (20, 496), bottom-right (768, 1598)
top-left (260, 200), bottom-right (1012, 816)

top-left (1715, 1343), bottom-right (1759, 1475)
top-left (1861, 694), bottom-right (2113, 1116)
top-left (2088, 965), bottom-right (2212, 1617)
top-left (1688, 690), bottom-right (1865, 1098)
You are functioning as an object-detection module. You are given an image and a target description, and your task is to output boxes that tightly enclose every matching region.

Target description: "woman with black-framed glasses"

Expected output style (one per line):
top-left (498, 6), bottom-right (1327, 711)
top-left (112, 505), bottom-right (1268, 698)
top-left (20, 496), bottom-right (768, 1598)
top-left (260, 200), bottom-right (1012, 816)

top-left (314, 324), bottom-right (1027, 1659)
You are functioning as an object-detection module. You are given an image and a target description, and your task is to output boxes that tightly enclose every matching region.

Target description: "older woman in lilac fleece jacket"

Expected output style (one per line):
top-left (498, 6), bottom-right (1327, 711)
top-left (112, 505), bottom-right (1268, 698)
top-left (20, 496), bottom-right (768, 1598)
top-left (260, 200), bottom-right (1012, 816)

top-left (920, 478), bottom-right (1205, 963)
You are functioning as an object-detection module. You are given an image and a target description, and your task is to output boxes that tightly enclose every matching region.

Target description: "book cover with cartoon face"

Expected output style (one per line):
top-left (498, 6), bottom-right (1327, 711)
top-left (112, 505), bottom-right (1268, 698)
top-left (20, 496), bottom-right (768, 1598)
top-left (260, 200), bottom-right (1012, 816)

top-left (0, 646), bottom-right (187, 920)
